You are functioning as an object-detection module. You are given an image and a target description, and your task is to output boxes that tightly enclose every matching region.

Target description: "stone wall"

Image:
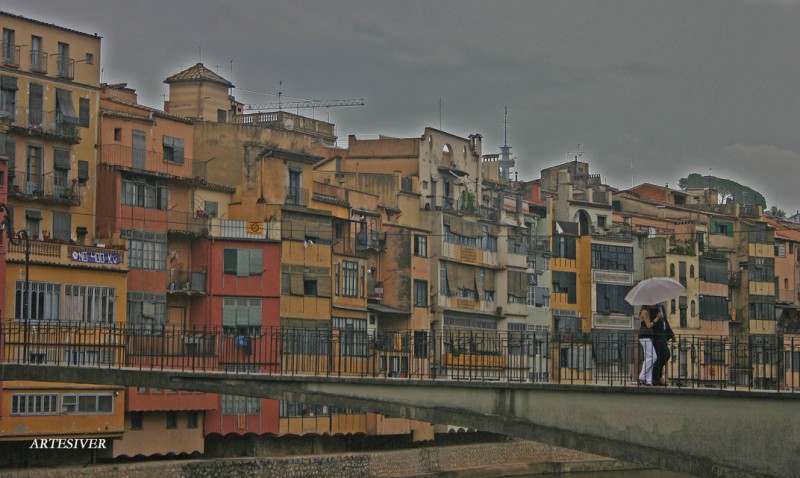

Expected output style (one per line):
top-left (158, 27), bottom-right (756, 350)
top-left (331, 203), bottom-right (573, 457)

top-left (0, 440), bottom-right (638, 478)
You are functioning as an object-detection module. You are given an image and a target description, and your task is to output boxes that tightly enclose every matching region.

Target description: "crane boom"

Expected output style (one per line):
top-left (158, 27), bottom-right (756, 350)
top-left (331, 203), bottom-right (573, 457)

top-left (244, 99), bottom-right (365, 111)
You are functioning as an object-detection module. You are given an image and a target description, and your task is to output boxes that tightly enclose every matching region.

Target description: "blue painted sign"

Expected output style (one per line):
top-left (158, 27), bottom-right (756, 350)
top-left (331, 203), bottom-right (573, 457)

top-left (69, 248), bottom-right (121, 265)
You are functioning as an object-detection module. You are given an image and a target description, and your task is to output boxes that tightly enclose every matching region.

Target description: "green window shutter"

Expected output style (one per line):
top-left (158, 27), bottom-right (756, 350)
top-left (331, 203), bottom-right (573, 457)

top-left (248, 303), bottom-right (262, 326)
top-left (79, 97), bottom-right (90, 128)
top-left (248, 249), bottom-right (263, 275)
top-left (222, 306), bottom-right (236, 327)
top-left (223, 249), bottom-right (237, 274)
top-left (77, 160), bottom-right (89, 182)
top-left (175, 138), bottom-right (184, 164)
top-left (236, 249), bottom-right (249, 277)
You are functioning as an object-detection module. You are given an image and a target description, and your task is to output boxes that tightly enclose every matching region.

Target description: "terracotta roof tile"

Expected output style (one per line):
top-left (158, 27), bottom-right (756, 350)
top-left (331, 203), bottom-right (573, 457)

top-left (164, 63), bottom-right (234, 87)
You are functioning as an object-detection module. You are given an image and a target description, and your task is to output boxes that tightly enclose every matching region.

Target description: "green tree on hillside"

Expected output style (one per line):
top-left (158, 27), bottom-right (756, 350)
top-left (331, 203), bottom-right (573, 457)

top-left (678, 173), bottom-right (766, 206)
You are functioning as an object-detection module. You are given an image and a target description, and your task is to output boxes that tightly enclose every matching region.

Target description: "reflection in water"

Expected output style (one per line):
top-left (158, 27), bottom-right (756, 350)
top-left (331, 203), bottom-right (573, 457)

top-left (517, 469), bottom-right (692, 478)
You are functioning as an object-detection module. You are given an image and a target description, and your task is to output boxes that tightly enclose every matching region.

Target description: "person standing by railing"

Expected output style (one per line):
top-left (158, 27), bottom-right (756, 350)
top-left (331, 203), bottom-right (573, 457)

top-left (638, 305), bottom-right (659, 386)
top-left (652, 303), bottom-right (675, 386)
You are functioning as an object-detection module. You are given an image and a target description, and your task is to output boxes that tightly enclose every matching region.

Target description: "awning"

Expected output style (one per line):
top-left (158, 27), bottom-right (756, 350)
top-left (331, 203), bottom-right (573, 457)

top-left (25, 209), bottom-right (42, 220)
top-left (56, 88), bottom-right (79, 124)
top-left (54, 149), bottom-right (71, 169)
top-left (367, 304), bottom-right (410, 317)
top-left (1, 76), bottom-right (17, 91)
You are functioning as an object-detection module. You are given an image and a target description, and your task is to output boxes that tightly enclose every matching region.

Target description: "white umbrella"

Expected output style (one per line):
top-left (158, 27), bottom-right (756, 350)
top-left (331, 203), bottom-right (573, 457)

top-left (625, 277), bottom-right (685, 306)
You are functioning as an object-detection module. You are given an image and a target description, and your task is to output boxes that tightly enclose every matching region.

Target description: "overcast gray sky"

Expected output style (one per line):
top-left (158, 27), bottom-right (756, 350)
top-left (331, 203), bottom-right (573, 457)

top-left (4, 0), bottom-right (798, 211)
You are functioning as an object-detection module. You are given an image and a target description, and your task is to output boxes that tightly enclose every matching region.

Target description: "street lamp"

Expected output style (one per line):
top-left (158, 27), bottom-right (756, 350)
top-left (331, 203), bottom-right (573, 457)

top-left (0, 202), bottom-right (31, 364)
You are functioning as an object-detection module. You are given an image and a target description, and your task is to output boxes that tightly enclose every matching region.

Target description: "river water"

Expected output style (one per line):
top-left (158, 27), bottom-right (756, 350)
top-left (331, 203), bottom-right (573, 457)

top-left (520, 470), bottom-right (692, 477)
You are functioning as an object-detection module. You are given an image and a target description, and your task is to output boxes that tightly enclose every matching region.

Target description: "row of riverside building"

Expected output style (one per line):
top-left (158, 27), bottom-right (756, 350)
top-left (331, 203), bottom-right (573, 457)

top-left (1, 10), bottom-right (799, 465)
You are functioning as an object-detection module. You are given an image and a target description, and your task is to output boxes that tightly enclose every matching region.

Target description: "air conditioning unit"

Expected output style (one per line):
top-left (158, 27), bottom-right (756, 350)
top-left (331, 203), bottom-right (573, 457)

top-left (496, 306), bottom-right (504, 316)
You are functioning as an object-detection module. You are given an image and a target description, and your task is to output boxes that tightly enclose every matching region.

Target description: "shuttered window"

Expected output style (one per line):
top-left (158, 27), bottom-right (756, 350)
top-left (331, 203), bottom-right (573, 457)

top-left (52, 211), bottom-right (71, 241)
top-left (222, 248), bottom-right (263, 277)
top-left (79, 97), bottom-right (90, 127)
top-left (29, 83), bottom-right (43, 125)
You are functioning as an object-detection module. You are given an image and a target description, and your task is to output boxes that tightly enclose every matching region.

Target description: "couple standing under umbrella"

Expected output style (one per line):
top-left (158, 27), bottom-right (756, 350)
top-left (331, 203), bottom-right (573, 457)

top-left (625, 278), bottom-right (683, 386)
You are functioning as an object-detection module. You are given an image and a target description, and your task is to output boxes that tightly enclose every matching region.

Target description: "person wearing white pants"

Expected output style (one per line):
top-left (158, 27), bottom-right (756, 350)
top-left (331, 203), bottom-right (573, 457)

top-left (638, 305), bottom-right (658, 385)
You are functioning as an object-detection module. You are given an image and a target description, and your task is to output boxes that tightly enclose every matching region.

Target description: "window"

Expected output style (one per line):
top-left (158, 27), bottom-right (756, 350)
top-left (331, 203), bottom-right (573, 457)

top-left (304, 278), bottom-right (317, 295)
top-left (25, 145), bottom-right (43, 196)
top-left (0, 75), bottom-right (16, 119)
top-left (162, 136), bottom-right (184, 164)
top-left (79, 97), bottom-right (90, 128)
top-left (552, 235), bottom-right (576, 259)
top-left (551, 271), bottom-right (577, 304)
top-left (114, 128), bottom-right (122, 141)
top-left (223, 248), bottom-right (263, 277)
top-left (414, 280), bottom-right (428, 307)
top-left (16, 281), bottom-right (60, 322)
top-left (597, 215), bottom-right (607, 228)
top-left (63, 348), bottom-right (114, 366)
top-left (166, 411), bottom-right (178, 429)
top-left (85, 53), bottom-right (94, 65)
top-left (414, 234), bottom-right (427, 257)
top-left (222, 297), bottom-right (262, 337)
top-left (57, 42), bottom-right (71, 78)
top-left (187, 411), bottom-right (199, 429)
top-left (691, 300), bottom-right (696, 317)
top-left (25, 209), bottom-right (42, 239)
top-left (217, 109), bottom-right (227, 123)
top-left (2, 29), bottom-right (16, 66)
top-left (121, 176), bottom-right (168, 210)
top-left (440, 262), bottom-right (449, 297)
top-left (287, 169), bottom-right (302, 205)
top-left (689, 265), bottom-right (695, 279)
top-left (342, 261), bottom-right (358, 297)
top-left (30, 36), bottom-right (44, 72)
top-left (749, 295), bottom-right (775, 321)
top-left (775, 243), bottom-right (786, 258)
top-left (414, 331), bottom-right (428, 358)
top-left (11, 394), bottom-right (58, 416)
top-left (29, 83), bottom-right (43, 125)
top-left (130, 411), bottom-right (143, 430)
top-left (671, 299), bottom-right (676, 314)
top-left (669, 263), bottom-right (676, 277)
top-left (53, 211), bottom-right (71, 242)
top-left (125, 229), bottom-right (167, 270)
top-left (221, 395), bottom-right (260, 416)
top-left (703, 340), bottom-right (725, 365)
top-left (127, 292), bottom-right (166, 333)
top-left (333, 317), bottom-right (367, 357)
top-left (749, 257), bottom-right (774, 283)
top-left (64, 285), bottom-right (116, 324)
top-left (700, 258), bottom-right (729, 284)
top-left (591, 244), bottom-right (633, 271)
top-left (62, 394), bottom-right (114, 414)
top-left (334, 263), bottom-right (340, 296)
top-left (53, 148), bottom-right (71, 197)
top-left (595, 284), bottom-right (634, 314)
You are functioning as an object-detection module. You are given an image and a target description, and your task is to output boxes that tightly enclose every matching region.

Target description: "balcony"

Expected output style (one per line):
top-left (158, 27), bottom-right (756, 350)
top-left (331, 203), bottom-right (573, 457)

top-left (211, 218), bottom-right (280, 241)
top-left (232, 111), bottom-right (336, 145)
top-left (312, 181), bottom-right (348, 207)
top-left (285, 187), bottom-right (309, 207)
top-left (167, 271), bottom-right (206, 295)
top-left (479, 205), bottom-right (499, 222)
top-left (424, 195), bottom-right (455, 212)
top-left (5, 107), bottom-right (80, 143)
top-left (100, 144), bottom-right (204, 180)
top-left (7, 241), bottom-right (126, 271)
top-left (55, 54), bottom-right (74, 80)
top-left (333, 240), bottom-right (367, 258)
top-left (8, 170), bottom-right (81, 206)
top-left (167, 210), bottom-right (209, 236)
top-left (29, 50), bottom-right (48, 74)
top-left (2, 43), bottom-right (20, 67)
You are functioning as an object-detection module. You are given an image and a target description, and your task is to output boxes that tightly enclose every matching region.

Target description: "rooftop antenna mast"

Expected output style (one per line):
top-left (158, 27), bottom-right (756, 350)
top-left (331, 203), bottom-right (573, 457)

top-left (498, 106), bottom-right (515, 182)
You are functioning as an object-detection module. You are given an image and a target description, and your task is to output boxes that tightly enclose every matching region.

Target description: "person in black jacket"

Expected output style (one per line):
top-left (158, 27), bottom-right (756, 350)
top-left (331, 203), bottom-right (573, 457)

top-left (651, 303), bottom-right (675, 386)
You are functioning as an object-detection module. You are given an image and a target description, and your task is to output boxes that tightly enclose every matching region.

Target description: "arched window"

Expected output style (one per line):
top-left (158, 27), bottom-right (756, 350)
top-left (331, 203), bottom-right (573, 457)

top-left (690, 265), bottom-right (695, 278)
top-left (670, 263), bottom-right (676, 277)
top-left (691, 300), bottom-right (696, 317)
